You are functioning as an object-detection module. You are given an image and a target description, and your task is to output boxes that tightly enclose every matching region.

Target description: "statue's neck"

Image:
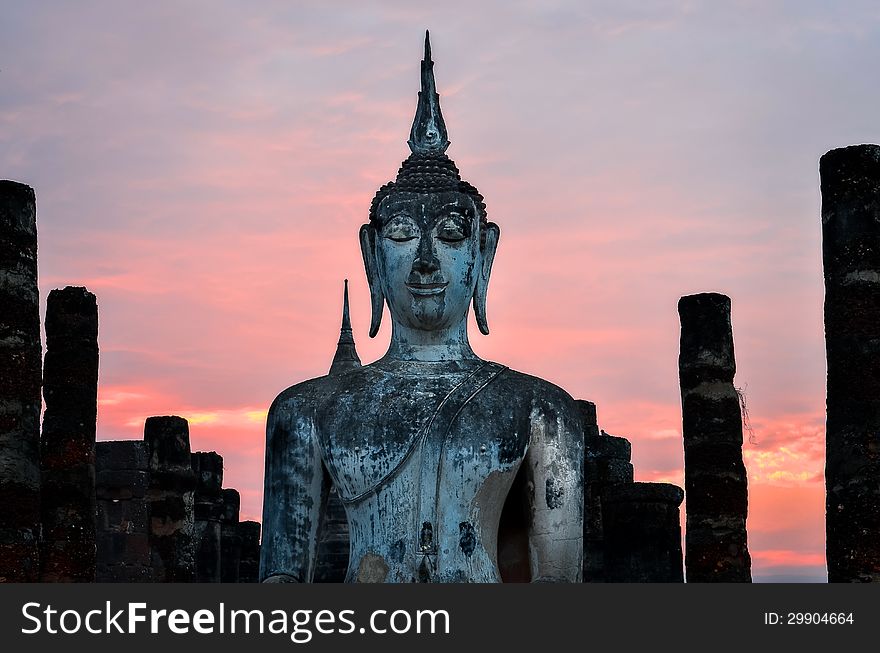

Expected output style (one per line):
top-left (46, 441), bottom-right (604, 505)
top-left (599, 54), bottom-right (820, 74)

top-left (384, 319), bottom-right (477, 362)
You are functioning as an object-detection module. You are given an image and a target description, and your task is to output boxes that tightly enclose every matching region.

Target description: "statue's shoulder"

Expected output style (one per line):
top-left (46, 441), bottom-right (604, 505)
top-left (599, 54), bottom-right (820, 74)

top-left (268, 365), bottom-right (386, 416)
top-left (492, 365), bottom-right (580, 415)
top-left (269, 375), bottom-right (326, 412)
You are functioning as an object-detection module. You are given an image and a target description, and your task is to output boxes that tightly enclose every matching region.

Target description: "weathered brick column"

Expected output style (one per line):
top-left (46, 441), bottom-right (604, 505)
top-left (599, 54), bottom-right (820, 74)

top-left (192, 451), bottom-right (223, 582)
top-left (144, 416), bottom-right (196, 582)
top-left (678, 292), bottom-right (751, 582)
top-left (220, 488), bottom-right (241, 582)
top-left (238, 520), bottom-right (261, 583)
top-left (96, 441), bottom-right (152, 582)
top-left (822, 144), bottom-right (880, 582)
top-left (579, 400), bottom-right (633, 582)
top-left (0, 180), bottom-right (41, 581)
top-left (601, 482), bottom-right (684, 582)
top-left (577, 401), bottom-right (603, 582)
top-left (39, 287), bottom-right (99, 581)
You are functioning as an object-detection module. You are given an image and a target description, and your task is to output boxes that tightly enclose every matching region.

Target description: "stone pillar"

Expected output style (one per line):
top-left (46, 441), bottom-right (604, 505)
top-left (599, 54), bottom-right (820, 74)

top-left (0, 180), bottom-right (41, 582)
top-left (220, 488), bottom-right (241, 583)
top-left (39, 287), bottom-right (99, 582)
top-left (601, 482), bottom-right (684, 582)
top-left (144, 416), bottom-right (196, 582)
top-left (192, 452), bottom-right (223, 582)
top-left (577, 401), bottom-right (603, 582)
top-left (238, 520), bottom-right (261, 583)
top-left (578, 400), bottom-right (634, 582)
top-left (822, 144), bottom-right (880, 582)
top-left (96, 441), bottom-right (152, 582)
top-left (678, 292), bottom-right (751, 582)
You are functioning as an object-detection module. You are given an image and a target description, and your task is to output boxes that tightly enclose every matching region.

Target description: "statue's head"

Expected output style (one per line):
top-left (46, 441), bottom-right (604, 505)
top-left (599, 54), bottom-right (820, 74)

top-left (360, 32), bottom-right (500, 338)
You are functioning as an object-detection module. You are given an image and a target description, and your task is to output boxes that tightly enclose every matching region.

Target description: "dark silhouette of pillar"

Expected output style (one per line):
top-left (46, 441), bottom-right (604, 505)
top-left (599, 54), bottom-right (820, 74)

top-left (96, 440), bottom-right (152, 582)
top-left (144, 416), bottom-right (196, 582)
top-left (39, 287), bottom-right (99, 581)
top-left (822, 144), bottom-right (880, 582)
top-left (577, 400), bottom-right (635, 582)
top-left (220, 488), bottom-right (241, 582)
top-left (0, 180), bottom-right (41, 581)
top-left (678, 292), bottom-right (751, 582)
top-left (578, 401), bottom-right (603, 582)
top-left (192, 452), bottom-right (223, 582)
top-left (601, 482), bottom-right (684, 582)
top-left (238, 520), bottom-right (261, 583)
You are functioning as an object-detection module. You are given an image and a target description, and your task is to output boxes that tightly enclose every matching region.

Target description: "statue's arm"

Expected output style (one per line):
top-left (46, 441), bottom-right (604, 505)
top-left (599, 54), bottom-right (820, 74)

top-left (522, 395), bottom-right (584, 583)
top-left (259, 392), bottom-right (329, 583)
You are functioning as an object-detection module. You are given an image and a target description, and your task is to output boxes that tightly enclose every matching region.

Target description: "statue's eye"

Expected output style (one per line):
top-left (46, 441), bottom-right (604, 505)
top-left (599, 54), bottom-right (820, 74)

top-left (384, 217), bottom-right (418, 242)
top-left (436, 219), bottom-right (467, 243)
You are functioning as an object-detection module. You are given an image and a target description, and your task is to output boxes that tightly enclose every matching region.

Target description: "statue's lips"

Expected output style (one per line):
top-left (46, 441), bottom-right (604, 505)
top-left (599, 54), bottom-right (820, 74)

top-left (406, 282), bottom-right (448, 296)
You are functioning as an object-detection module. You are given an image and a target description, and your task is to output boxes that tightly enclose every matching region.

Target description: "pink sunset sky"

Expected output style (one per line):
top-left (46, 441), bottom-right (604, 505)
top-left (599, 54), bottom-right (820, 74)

top-left (4, 1), bottom-right (878, 581)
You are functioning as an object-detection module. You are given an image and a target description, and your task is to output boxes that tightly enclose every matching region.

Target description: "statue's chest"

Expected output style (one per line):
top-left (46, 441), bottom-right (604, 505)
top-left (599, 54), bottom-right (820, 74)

top-left (316, 365), bottom-right (529, 504)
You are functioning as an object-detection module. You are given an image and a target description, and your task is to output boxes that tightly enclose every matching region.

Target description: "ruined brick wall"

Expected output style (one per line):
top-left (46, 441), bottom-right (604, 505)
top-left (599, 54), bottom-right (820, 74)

top-left (192, 451), bottom-right (223, 582)
top-left (96, 441), bottom-right (152, 582)
top-left (144, 416), bottom-right (196, 582)
top-left (602, 483), bottom-right (684, 582)
top-left (238, 520), bottom-right (261, 583)
top-left (220, 488), bottom-right (242, 582)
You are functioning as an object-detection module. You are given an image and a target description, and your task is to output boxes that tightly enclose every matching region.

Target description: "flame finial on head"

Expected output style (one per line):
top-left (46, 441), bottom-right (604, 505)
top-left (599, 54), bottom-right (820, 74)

top-left (408, 30), bottom-right (450, 154)
top-left (368, 31), bottom-right (488, 225)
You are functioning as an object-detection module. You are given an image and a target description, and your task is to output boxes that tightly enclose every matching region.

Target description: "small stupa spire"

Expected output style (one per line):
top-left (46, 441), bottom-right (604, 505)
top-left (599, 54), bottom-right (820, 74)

top-left (329, 279), bottom-right (362, 374)
top-left (407, 30), bottom-right (450, 154)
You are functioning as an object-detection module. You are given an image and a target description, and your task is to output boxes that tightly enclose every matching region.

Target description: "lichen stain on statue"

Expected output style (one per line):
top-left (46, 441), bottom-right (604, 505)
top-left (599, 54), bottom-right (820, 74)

top-left (259, 32), bottom-right (584, 583)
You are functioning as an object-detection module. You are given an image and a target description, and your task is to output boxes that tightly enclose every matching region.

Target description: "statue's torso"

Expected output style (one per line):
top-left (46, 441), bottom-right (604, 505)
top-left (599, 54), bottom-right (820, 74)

top-left (313, 359), bottom-right (532, 582)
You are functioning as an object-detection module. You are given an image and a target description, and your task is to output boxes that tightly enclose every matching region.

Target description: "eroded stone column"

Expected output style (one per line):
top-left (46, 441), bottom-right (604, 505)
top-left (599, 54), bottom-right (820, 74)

top-left (192, 451), bottom-right (223, 582)
top-left (822, 144), bottom-right (880, 582)
top-left (577, 400), bottom-right (634, 582)
top-left (96, 441), bottom-right (152, 582)
top-left (220, 488), bottom-right (241, 582)
top-left (678, 292), bottom-right (751, 582)
top-left (39, 287), bottom-right (99, 581)
top-left (238, 520), bottom-right (261, 583)
top-left (577, 401), bottom-right (603, 582)
top-left (144, 416), bottom-right (196, 582)
top-left (602, 482), bottom-right (684, 582)
top-left (0, 180), bottom-right (41, 582)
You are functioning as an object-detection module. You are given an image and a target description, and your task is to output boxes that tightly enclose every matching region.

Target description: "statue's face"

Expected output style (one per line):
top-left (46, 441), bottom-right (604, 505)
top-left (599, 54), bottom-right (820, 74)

top-left (375, 190), bottom-right (481, 332)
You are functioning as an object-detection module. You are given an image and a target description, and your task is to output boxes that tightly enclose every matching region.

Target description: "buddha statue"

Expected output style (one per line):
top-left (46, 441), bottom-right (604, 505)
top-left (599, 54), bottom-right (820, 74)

top-left (260, 32), bottom-right (583, 583)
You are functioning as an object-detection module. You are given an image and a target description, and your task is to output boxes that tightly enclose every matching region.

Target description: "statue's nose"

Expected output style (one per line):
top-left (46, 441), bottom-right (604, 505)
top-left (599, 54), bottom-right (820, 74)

top-left (412, 236), bottom-right (440, 275)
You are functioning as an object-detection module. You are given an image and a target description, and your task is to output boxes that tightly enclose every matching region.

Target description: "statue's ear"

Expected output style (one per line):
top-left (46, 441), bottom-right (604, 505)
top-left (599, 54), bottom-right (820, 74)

top-left (474, 221), bottom-right (500, 335)
top-left (359, 224), bottom-right (385, 337)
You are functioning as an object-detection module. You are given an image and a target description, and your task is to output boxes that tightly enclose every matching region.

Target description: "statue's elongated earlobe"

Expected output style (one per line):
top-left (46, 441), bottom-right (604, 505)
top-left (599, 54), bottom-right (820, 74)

top-left (359, 224), bottom-right (385, 337)
top-left (474, 222), bottom-right (500, 335)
